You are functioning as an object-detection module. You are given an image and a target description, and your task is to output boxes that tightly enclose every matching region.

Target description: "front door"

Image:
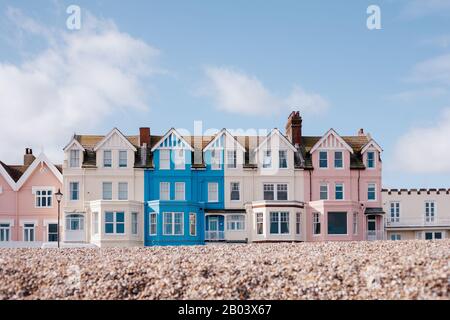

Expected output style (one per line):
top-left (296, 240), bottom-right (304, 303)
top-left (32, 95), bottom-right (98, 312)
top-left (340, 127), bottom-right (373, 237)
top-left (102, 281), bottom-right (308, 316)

top-left (64, 214), bottom-right (85, 242)
top-left (209, 218), bottom-right (218, 240)
top-left (48, 223), bottom-right (58, 242)
top-left (367, 215), bottom-right (377, 240)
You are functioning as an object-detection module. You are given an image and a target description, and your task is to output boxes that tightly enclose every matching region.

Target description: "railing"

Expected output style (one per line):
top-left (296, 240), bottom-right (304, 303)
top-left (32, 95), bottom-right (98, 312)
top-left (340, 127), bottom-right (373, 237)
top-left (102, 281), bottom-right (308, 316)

top-left (366, 230), bottom-right (384, 241)
top-left (205, 231), bottom-right (225, 241)
top-left (385, 218), bottom-right (450, 228)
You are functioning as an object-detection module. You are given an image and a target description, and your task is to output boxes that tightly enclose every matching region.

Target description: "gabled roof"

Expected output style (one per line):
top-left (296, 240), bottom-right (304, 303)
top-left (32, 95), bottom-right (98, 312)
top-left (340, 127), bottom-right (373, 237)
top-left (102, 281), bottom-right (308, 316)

top-left (63, 137), bottom-right (85, 152)
top-left (361, 139), bottom-right (383, 154)
top-left (203, 129), bottom-right (246, 152)
top-left (93, 128), bottom-right (137, 152)
top-left (150, 128), bottom-right (194, 152)
top-left (254, 129), bottom-right (297, 153)
top-left (15, 153), bottom-right (63, 190)
top-left (0, 161), bottom-right (18, 190)
top-left (310, 129), bottom-right (354, 154)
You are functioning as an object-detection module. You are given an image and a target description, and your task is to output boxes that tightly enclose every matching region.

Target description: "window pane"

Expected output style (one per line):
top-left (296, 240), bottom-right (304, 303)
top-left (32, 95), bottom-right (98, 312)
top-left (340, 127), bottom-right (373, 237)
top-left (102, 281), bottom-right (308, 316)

top-left (116, 223), bottom-right (125, 234)
top-left (328, 212), bottom-right (347, 235)
top-left (119, 151), bottom-right (127, 167)
top-left (319, 151), bottom-right (328, 168)
top-left (334, 151), bottom-right (343, 168)
top-left (105, 223), bottom-right (114, 234)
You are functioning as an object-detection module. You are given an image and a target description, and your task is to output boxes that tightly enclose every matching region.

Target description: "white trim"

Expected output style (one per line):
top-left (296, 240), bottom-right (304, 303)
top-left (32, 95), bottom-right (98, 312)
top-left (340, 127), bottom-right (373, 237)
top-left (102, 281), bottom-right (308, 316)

top-left (43, 219), bottom-right (58, 227)
top-left (0, 185), bottom-right (2, 194)
top-left (318, 150), bottom-right (329, 169)
top-left (361, 139), bottom-right (383, 154)
top-left (104, 211), bottom-right (126, 235)
top-left (208, 182), bottom-right (219, 203)
top-left (93, 128), bottom-right (137, 152)
top-left (63, 137), bottom-right (85, 152)
top-left (0, 164), bottom-right (17, 191)
top-left (20, 219), bottom-right (39, 227)
top-left (203, 129), bottom-right (246, 152)
top-left (335, 182), bottom-right (345, 201)
top-left (151, 128), bottom-right (194, 152)
top-left (162, 212), bottom-right (184, 236)
top-left (367, 183), bottom-right (377, 201)
top-left (254, 129), bottom-right (297, 153)
top-left (310, 129), bottom-right (354, 154)
top-left (16, 153), bottom-right (63, 190)
top-left (319, 183), bottom-right (329, 200)
top-left (189, 212), bottom-right (197, 236)
top-left (0, 219), bottom-right (15, 227)
top-left (149, 212), bottom-right (157, 236)
top-left (333, 150), bottom-right (344, 169)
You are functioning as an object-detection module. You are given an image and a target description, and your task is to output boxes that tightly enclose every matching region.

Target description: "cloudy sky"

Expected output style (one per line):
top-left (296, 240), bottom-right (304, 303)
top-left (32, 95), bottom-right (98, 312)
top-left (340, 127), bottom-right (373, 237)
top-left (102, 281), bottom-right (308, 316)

top-left (0, 0), bottom-right (450, 188)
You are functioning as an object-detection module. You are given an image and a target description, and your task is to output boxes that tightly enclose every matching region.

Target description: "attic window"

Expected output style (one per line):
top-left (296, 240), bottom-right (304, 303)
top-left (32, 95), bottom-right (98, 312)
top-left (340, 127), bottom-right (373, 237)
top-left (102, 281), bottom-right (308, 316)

top-left (70, 150), bottom-right (80, 168)
top-left (367, 151), bottom-right (375, 168)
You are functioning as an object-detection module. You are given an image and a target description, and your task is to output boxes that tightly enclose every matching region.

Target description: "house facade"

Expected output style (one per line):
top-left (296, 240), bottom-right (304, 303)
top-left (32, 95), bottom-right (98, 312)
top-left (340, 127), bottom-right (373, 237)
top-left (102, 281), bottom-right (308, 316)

top-left (0, 149), bottom-right (62, 246)
top-left (382, 189), bottom-right (450, 240)
top-left (62, 128), bottom-right (149, 247)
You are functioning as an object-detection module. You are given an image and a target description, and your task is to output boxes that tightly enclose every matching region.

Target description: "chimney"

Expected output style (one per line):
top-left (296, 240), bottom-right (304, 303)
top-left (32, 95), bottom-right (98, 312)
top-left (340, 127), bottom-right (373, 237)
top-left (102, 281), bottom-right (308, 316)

top-left (139, 127), bottom-right (150, 146)
top-left (285, 111), bottom-right (302, 146)
top-left (24, 148), bottom-right (35, 166)
top-left (358, 128), bottom-right (365, 136)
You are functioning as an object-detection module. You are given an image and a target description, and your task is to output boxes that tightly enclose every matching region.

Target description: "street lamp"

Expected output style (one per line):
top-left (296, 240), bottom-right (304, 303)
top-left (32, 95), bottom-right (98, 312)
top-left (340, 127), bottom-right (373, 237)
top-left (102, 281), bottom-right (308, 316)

top-left (55, 188), bottom-right (63, 248)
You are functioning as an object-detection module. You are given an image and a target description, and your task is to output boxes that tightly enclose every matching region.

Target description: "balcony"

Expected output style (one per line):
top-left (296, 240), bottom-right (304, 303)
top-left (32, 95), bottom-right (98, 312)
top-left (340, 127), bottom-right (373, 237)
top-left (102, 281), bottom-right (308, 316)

top-left (385, 218), bottom-right (450, 228)
top-left (366, 230), bottom-right (384, 241)
top-left (205, 231), bottom-right (225, 241)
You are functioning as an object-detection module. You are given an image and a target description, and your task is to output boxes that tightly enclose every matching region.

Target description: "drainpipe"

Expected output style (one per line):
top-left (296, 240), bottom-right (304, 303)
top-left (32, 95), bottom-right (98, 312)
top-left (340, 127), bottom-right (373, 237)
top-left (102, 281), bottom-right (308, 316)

top-left (309, 170), bottom-right (312, 201)
top-left (357, 170), bottom-right (361, 202)
top-left (15, 190), bottom-right (19, 241)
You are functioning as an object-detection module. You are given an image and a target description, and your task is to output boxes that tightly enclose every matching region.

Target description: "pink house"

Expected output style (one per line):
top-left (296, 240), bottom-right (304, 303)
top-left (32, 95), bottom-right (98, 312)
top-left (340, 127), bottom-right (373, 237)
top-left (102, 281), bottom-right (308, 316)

top-left (301, 128), bottom-right (384, 241)
top-left (0, 149), bottom-right (63, 245)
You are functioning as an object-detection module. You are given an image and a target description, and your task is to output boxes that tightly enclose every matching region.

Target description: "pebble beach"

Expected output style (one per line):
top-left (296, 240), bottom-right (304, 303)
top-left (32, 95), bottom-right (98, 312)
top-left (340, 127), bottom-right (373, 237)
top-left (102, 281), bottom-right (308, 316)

top-left (0, 240), bottom-right (448, 300)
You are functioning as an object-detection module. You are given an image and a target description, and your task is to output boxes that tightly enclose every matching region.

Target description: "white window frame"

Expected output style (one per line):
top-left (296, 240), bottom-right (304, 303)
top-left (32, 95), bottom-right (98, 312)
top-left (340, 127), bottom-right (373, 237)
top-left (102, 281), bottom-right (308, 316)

top-left (208, 182), bottom-right (219, 203)
top-left (319, 151), bottom-right (328, 169)
top-left (70, 149), bottom-right (80, 168)
top-left (160, 149), bottom-right (170, 170)
top-left (174, 149), bottom-right (185, 170)
top-left (69, 182), bottom-right (79, 201)
top-left (263, 183), bottom-right (275, 200)
top-left (335, 183), bottom-right (344, 201)
top-left (390, 234), bottom-right (401, 241)
top-left (119, 150), bottom-right (128, 168)
top-left (189, 213), bottom-right (196, 236)
top-left (23, 223), bottom-right (35, 242)
top-left (256, 213), bottom-right (264, 235)
top-left (131, 212), bottom-right (138, 235)
top-left (104, 211), bottom-right (125, 235)
top-left (160, 182), bottom-right (170, 201)
top-left (163, 212), bottom-right (184, 236)
top-left (262, 150), bottom-right (272, 169)
top-left (118, 182), bottom-right (128, 200)
top-left (296, 212), bottom-right (301, 235)
top-left (269, 211), bottom-right (289, 235)
top-left (367, 151), bottom-right (376, 169)
top-left (353, 212), bottom-right (358, 235)
top-left (279, 150), bottom-right (288, 169)
top-left (276, 184), bottom-right (288, 201)
top-left (390, 202), bottom-right (400, 223)
top-left (0, 223), bottom-right (11, 242)
top-left (103, 150), bottom-right (112, 168)
top-left (35, 188), bottom-right (53, 208)
top-left (102, 182), bottom-right (113, 200)
top-left (92, 212), bottom-right (99, 236)
top-left (230, 182), bottom-right (240, 201)
top-left (368, 183), bottom-right (377, 201)
top-left (175, 182), bottom-right (185, 201)
top-left (149, 213), bottom-right (157, 236)
top-left (227, 215), bottom-right (245, 231)
top-left (425, 201), bottom-right (436, 223)
top-left (334, 151), bottom-right (344, 169)
top-left (313, 212), bottom-right (321, 235)
top-left (320, 183), bottom-right (328, 200)
top-left (226, 150), bottom-right (237, 169)
top-left (211, 149), bottom-right (221, 170)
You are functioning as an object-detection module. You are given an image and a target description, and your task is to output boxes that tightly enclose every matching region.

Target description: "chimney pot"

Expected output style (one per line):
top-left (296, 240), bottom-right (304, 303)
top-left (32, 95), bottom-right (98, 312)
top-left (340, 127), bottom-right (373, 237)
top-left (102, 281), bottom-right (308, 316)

top-left (24, 148), bottom-right (35, 166)
top-left (358, 128), bottom-right (365, 136)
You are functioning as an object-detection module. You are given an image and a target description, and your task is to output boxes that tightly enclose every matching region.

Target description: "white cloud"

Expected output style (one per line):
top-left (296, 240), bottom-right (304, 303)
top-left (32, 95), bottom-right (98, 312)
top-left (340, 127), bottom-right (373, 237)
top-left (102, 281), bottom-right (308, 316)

top-left (410, 54), bottom-right (450, 85)
top-left (393, 108), bottom-right (450, 173)
top-left (201, 66), bottom-right (329, 116)
top-left (0, 8), bottom-right (160, 164)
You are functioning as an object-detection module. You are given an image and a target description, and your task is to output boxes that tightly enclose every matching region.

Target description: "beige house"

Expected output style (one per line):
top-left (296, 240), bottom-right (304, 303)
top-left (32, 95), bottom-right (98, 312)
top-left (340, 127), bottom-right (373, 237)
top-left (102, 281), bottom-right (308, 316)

top-left (62, 128), bottom-right (151, 247)
top-left (382, 189), bottom-right (450, 240)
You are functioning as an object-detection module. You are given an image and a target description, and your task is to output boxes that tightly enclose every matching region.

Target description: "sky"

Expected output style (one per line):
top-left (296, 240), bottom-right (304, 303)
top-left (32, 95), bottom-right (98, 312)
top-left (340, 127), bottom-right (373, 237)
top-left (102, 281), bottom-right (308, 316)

top-left (0, 0), bottom-right (450, 188)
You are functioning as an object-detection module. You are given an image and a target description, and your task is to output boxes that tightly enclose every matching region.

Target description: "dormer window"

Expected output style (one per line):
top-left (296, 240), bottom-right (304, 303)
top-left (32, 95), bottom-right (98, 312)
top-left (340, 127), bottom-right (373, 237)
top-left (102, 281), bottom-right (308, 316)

top-left (334, 151), bottom-right (343, 169)
top-left (367, 151), bottom-right (375, 168)
top-left (279, 150), bottom-right (288, 169)
top-left (211, 150), bottom-right (221, 170)
top-left (263, 150), bottom-right (272, 169)
top-left (160, 150), bottom-right (170, 170)
top-left (227, 150), bottom-right (237, 169)
top-left (70, 150), bottom-right (80, 168)
top-left (103, 150), bottom-right (112, 168)
top-left (174, 149), bottom-right (185, 170)
top-left (319, 151), bottom-right (328, 168)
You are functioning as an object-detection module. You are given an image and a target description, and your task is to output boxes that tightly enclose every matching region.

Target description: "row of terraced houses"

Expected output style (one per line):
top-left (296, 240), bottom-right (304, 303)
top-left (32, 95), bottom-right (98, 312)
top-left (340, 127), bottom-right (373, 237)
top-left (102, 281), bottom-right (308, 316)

top-left (0, 112), bottom-right (449, 247)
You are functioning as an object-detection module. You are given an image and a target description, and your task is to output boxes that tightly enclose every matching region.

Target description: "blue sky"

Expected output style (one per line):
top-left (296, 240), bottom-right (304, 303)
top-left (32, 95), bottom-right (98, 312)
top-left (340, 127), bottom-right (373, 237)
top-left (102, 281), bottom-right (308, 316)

top-left (1, 0), bottom-right (450, 188)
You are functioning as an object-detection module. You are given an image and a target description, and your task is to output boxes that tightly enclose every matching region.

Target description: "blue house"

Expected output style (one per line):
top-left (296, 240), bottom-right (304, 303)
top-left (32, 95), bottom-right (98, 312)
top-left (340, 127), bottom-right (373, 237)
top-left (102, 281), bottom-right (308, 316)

top-left (144, 128), bottom-right (225, 246)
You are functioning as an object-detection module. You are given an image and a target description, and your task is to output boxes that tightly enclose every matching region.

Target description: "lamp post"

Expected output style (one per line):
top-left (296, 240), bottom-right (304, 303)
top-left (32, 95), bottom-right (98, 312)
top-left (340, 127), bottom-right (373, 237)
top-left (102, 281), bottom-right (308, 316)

top-left (55, 189), bottom-right (63, 248)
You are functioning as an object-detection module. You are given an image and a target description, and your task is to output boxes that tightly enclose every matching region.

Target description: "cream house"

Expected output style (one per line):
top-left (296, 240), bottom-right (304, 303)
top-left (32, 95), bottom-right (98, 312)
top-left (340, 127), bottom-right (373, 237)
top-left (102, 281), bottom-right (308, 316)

top-left (62, 128), bottom-right (150, 247)
top-left (382, 189), bottom-right (450, 240)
